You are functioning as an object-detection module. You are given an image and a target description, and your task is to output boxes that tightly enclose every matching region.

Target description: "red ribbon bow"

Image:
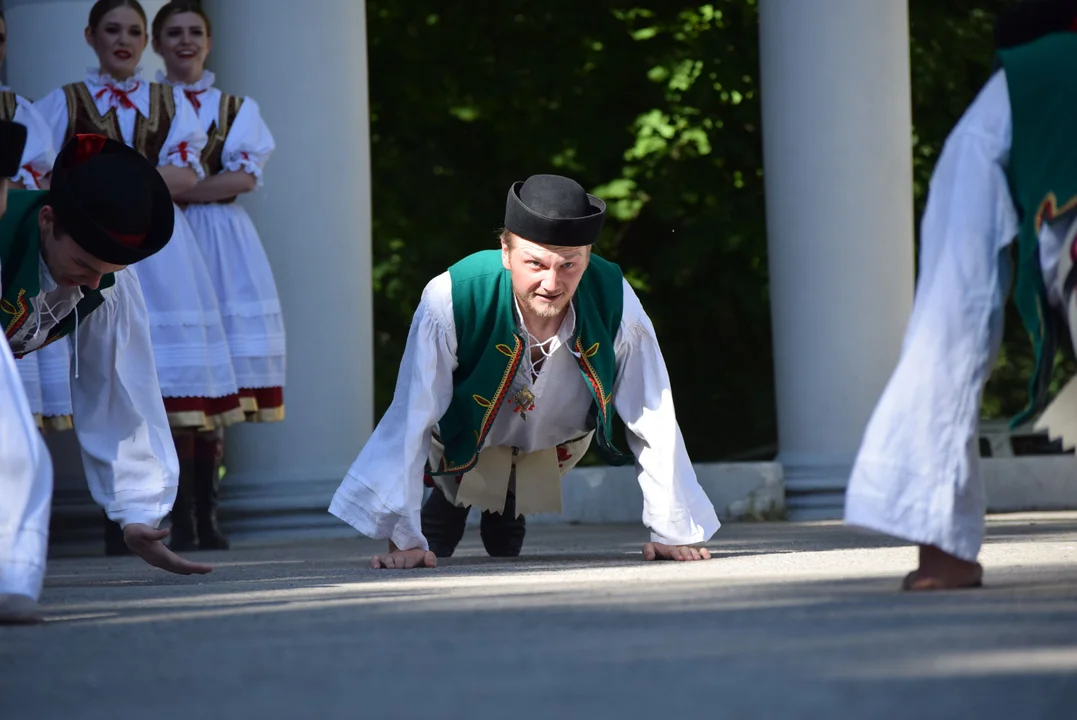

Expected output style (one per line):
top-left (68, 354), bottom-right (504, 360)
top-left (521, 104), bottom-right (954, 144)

top-left (94, 82), bottom-right (140, 110)
top-left (184, 88), bottom-right (208, 111)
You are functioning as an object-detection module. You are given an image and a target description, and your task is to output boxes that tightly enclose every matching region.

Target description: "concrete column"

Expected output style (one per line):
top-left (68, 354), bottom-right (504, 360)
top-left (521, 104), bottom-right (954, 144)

top-left (202, 0), bottom-right (374, 539)
top-left (758, 0), bottom-right (915, 519)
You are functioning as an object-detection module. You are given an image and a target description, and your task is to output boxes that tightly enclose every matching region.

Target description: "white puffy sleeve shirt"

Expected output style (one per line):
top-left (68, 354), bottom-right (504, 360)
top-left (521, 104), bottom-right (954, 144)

top-left (69, 269), bottom-right (179, 529)
top-left (8, 94), bottom-right (55, 188)
top-left (221, 97), bottom-right (275, 182)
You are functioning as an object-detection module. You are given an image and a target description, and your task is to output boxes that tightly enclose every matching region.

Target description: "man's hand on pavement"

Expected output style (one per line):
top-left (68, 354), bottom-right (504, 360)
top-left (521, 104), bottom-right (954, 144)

top-left (123, 523), bottom-right (213, 575)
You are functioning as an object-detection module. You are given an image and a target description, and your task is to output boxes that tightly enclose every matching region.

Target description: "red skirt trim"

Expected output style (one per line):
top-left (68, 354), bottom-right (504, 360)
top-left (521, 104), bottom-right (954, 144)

top-left (238, 386), bottom-right (285, 423)
top-left (163, 394), bottom-right (246, 430)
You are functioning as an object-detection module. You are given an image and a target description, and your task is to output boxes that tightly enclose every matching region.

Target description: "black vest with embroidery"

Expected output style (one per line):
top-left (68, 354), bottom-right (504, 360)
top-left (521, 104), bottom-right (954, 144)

top-left (201, 93), bottom-right (245, 177)
top-left (0, 91), bottom-right (18, 122)
top-left (61, 81), bottom-right (176, 162)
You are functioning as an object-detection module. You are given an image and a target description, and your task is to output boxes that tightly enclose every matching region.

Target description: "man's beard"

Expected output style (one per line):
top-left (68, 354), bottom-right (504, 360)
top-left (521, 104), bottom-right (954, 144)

top-left (523, 292), bottom-right (569, 319)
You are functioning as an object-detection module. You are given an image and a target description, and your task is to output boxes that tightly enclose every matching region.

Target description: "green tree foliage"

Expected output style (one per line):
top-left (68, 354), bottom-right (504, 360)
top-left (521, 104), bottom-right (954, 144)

top-left (367, 0), bottom-right (1035, 461)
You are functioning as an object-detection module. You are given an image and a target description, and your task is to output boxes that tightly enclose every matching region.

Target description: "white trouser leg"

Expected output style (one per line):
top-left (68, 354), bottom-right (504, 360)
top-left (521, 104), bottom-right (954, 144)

top-left (0, 339), bottom-right (54, 603)
top-left (844, 245), bottom-right (1008, 563)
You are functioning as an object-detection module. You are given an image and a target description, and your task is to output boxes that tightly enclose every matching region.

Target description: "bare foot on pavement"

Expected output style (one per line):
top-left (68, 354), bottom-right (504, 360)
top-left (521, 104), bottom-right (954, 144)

top-left (642, 543), bottom-right (712, 561)
top-left (902, 544), bottom-right (983, 591)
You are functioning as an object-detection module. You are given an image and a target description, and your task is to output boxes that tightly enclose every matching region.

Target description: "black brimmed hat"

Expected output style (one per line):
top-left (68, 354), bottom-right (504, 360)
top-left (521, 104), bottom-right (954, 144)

top-left (996, 0), bottom-right (1077, 49)
top-left (505, 174), bottom-right (606, 247)
top-left (48, 134), bottom-right (174, 265)
top-left (0, 120), bottom-right (28, 179)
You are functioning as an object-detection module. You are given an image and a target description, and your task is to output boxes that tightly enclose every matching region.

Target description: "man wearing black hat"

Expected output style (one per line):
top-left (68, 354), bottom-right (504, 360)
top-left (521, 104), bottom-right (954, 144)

top-left (330, 173), bottom-right (720, 568)
top-left (0, 131), bottom-right (211, 623)
top-left (845, 0), bottom-right (1077, 590)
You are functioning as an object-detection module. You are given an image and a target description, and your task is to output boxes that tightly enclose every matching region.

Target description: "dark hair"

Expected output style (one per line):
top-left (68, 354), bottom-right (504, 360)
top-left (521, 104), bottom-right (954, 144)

top-left (88, 0), bottom-right (147, 32)
top-left (45, 197), bottom-right (74, 238)
top-left (995, 0), bottom-right (1077, 50)
top-left (152, 1), bottom-right (211, 42)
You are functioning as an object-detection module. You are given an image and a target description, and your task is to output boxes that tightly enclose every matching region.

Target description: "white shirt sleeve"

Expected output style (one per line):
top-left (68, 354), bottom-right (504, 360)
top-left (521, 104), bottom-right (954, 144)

top-left (220, 97), bottom-right (275, 183)
top-left (69, 268), bottom-right (179, 529)
top-left (30, 86), bottom-right (69, 165)
top-left (612, 278), bottom-right (721, 546)
top-left (329, 273), bottom-right (457, 551)
top-left (10, 96), bottom-right (56, 188)
top-left (158, 86), bottom-right (208, 178)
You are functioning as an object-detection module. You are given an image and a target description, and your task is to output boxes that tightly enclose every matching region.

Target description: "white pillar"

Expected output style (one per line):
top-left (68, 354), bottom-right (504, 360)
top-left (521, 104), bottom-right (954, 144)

top-left (4, 0), bottom-right (169, 100)
top-left (758, 0), bottom-right (915, 519)
top-left (202, 0), bottom-right (373, 539)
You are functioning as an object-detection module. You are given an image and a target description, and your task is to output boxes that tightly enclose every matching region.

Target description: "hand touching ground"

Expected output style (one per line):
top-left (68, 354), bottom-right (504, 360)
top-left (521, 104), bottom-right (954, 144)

top-left (123, 523), bottom-right (213, 575)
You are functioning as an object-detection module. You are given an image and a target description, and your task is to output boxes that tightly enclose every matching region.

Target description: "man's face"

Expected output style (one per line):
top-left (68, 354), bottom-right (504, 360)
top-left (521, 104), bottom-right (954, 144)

top-left (501, 233), bottom-right (590, 319)
top-left (38, 205), bottom-right (126, 289)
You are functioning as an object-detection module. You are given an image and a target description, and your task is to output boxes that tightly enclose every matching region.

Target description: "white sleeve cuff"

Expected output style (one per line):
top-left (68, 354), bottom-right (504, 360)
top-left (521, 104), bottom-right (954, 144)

top-left (647, 508), bottom-right (720, 547)
top-left (328, 490), bottom-right (428, 552)
top-left (223, 154), bottom-right (265, 186)
top-left (163, 148), bottom-right (207, 179)
top-left (11, 165), bottom-right (41, 189)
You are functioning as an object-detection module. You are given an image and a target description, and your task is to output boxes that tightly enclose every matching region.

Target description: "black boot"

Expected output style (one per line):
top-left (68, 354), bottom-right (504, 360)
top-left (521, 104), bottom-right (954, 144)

top-left (103, 513), bottom-right (131, 556)
top-left (194, 430), bottom-right (229, 550)
top-left (168, 458), bottom-right (199, 552)
top-left (420, 486), bottom-right (470, 557)
top-left (480, 491), bottom-right (526, 557)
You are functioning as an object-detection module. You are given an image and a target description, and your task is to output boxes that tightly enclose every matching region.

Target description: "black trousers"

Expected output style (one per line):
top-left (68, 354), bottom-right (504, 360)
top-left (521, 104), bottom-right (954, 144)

top-left (420, 485), bottom-right (526, 557)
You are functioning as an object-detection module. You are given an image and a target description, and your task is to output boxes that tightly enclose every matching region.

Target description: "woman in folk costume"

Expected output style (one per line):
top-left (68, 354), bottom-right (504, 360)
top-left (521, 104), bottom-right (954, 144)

top-left (0, 12), bottom-right (53, 192)
top-left (0, 11), bottom-right (53, 195)
top-left (0, 9), bottom-right (71, 434)
top-left (149, 1), bottom-right (286, 551)
top-left (33, 0), bottom-right (244, 554)
top-left (844, 0), bottom-right (1077, 590)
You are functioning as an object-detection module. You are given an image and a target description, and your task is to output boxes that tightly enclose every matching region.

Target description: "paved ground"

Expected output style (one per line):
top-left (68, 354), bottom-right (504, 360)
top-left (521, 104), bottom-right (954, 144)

top-left (2, 514), bottom-right (1077, 720)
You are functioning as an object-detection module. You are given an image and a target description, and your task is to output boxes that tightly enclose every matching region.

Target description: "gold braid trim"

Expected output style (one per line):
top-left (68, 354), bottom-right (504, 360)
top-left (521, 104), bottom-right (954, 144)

top-left (0, 91), bottom-right (17, 122)
top-left (201, 94), bottom-right (245, 175)
top-left (64, 83), bottom-right (123, 143)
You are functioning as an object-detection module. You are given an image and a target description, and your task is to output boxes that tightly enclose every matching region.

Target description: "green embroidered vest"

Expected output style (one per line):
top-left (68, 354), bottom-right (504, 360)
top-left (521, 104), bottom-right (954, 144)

top-left (429, 249), bottom-right (632, 475)
top-left (998, 33), bottom-right (1077, 426)
top-left (0, 190), bottom-right (115, 358)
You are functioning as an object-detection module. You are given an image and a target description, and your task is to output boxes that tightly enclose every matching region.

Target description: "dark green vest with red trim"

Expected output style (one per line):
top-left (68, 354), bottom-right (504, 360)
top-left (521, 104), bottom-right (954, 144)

top-left (0, 189), bottom-right (115, 358)
top-left (429, 249), bottom-right (632, 475)
top-left (999, 34), bottom-right (1077, 426)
